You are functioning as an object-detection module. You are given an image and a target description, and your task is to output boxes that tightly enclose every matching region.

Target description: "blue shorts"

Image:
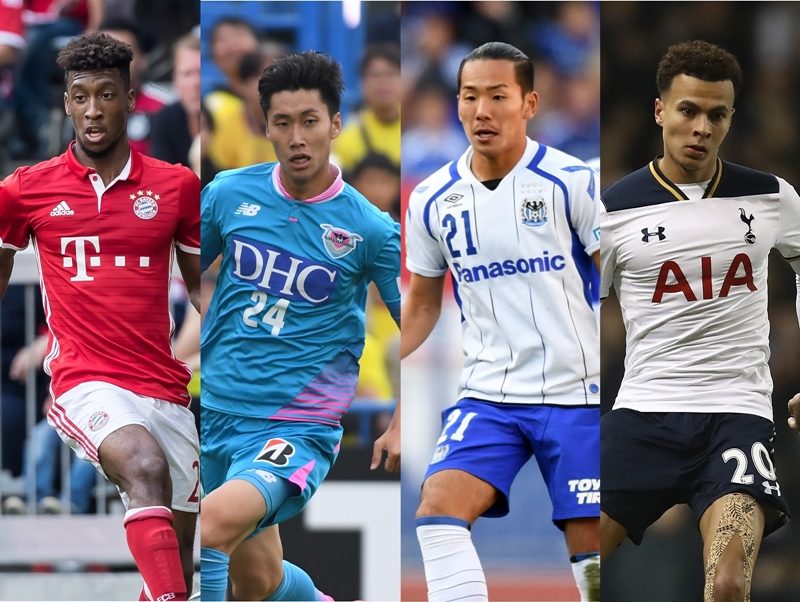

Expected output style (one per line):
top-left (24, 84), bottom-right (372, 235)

top-left (424, 398), bottom-right (600, 526)
top-left (201, 405), bottom-right (342, 533)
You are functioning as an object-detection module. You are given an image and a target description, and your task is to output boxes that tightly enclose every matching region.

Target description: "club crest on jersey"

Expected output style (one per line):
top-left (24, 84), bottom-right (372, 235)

top-left (739, 208), bottom-right (756, 244)
top-left (320, 224), bottom-right (363, 259)
top-left (430, 444), bottom-right (449, 464)
top-left (87, 411), bottom-right (109, 432)
top-left (255, 438), bottom-right (295, 466)
top-left (521, 198), bottom-right (547, 228)
top-left (130, 190), bottom-right (159, 220)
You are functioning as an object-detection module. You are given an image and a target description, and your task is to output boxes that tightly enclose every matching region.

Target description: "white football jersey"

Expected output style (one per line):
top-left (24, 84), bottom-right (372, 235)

top-left (406, 138), bottom-right (600, 406)
top-left (601, 158), bottom-right (800, 420)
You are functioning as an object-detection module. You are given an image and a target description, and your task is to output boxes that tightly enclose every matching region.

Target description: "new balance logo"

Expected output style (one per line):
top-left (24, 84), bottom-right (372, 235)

top-left (235, 203), bottom-right (261, 216)
top-left (50, 201), bottom-right (75, 216)
top-left (641, 226), bottom-right (666, 242)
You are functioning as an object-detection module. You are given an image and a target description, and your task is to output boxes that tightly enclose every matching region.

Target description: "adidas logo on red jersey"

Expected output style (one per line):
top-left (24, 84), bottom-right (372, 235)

top-left (50, 201), bottom-right (75, 216)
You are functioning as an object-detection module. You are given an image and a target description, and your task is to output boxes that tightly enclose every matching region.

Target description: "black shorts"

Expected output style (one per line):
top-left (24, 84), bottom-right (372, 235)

top-left (601, 409), bottom-right (790, 545)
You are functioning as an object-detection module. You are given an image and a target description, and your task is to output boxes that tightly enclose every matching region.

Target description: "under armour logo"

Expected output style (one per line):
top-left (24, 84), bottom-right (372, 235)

top-left (641, 227), bottom-right (666, 242)
top-left (763, 481), bottom-right (781, 496)
top-left (739, 208), bottom-right (756, 244)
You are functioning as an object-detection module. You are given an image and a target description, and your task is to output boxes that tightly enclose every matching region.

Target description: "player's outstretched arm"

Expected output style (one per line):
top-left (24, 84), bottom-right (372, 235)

top-left (0, 248), bottom-right (15, 299)
top-left (371, 397), bottom-right (400, 473)
top-left (400, 273), bottom-right (445, 359)
top-left (176, 248), bottom-right (201, 313)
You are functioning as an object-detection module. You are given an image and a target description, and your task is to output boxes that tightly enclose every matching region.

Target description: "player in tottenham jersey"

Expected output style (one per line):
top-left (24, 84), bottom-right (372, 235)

top-left (199, 52), bottom-right (401, 601)
top-left (404, 42), bottom-right (601, 602)
top-left (600, 40), bottom-right (800, 601)
top-left (0, 34), bottom-right (200, 601)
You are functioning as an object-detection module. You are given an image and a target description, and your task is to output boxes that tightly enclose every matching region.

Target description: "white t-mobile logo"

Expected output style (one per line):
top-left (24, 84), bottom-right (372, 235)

top-left (61, 236), bottom-right (100, 281)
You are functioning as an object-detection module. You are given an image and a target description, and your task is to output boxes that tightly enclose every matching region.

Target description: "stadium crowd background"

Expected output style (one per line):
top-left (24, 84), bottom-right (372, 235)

top-left (399, 2), bottom-right (599, 600)
top-left (600, 3), bottom-right (800, 601)
top-left (0, 0), bottom-right (199, 599)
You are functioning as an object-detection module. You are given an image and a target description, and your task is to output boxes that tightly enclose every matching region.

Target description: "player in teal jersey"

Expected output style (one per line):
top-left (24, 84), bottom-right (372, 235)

top-left (199, 51), bottom-right (401, 601)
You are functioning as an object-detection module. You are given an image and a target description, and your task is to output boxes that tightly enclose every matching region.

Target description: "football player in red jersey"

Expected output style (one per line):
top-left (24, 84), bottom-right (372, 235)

top-left (0, 33), bottom-right (200, 601)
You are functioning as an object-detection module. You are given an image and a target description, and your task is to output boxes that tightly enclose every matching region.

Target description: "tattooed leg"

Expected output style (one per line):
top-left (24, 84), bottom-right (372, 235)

top-left (700, 493), bottom-right (765, 602)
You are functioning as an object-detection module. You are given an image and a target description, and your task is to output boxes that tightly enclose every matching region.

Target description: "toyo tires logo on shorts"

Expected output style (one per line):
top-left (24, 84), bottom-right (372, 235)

top-left (255, 438), bottom-right (295, 466)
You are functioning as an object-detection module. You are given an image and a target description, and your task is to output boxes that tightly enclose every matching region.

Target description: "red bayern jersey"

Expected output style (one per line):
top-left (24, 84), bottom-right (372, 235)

top-left (0, 142), bottom-right (200, 405)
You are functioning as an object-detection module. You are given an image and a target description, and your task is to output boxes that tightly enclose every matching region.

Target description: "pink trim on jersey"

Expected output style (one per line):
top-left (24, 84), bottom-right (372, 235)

top-left (271, 163), bottom-right (344, 203)
top-left (289, 459), bottom-right (317, 492)
top-left (48, 402), bottom-right (100, 463)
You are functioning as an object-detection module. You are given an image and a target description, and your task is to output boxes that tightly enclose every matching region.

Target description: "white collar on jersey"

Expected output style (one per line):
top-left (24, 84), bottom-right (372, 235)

top-left (458, 137), bottom-right (539, 186)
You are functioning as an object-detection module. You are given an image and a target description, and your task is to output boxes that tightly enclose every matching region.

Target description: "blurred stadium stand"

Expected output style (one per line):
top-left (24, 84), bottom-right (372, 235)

top-left (200, 1), bottom-right (366, 119)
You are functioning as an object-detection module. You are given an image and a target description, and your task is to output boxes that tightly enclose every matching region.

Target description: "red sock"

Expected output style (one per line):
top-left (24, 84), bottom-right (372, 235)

top-left (124, 506), bottom-right (187, 601)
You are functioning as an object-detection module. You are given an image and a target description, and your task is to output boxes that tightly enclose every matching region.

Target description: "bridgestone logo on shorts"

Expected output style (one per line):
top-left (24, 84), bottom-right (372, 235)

top-left (255, 438), bottom-right (295, 466)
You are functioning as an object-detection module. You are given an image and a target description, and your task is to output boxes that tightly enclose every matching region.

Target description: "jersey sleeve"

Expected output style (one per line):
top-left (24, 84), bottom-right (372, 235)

top-left (599, 200), bottom-right (616, 299)
top-left (0, 171), bottom-right (31, 250)
top-left (796, 274), bottom-right (800, 327)
top-left (565, 164), bottom-right (601, 256)
top-left (175, 166), bottom-right (200, 254)
top-left (200, 177), bottom-right (223, 272)
top-left (368, 219), bottom-right (401, 322)
top-left (776, 177), bottom-right (800, 261)
top-left (405, 184), bottom-right (448, 277)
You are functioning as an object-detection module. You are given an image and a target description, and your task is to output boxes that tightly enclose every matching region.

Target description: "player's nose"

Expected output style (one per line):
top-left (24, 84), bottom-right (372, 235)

top-left (693, 115), bottom-right (711, 137)
top-left (84, 97), bottom-right (102, 119)
top-left (475, 96), bottom-right (492, 120)
top-left (288, 124), bottom-right (305, 147)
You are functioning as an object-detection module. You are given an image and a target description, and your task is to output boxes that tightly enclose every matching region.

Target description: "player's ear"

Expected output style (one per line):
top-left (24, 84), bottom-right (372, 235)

top-left (523, 90), bottom-right (539, 120)
top-left (654, 98), bottom-right (664, 127)
top-left (63, 91), bottom-right (70, 116)
top-left (127, 88), bottom-right (135, 113)
top-left (330, 111), bottom-right (342, 140)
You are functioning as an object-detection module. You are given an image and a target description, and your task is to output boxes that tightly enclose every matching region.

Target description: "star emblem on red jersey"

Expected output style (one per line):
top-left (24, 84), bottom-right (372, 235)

top-left (131, 189), bottom-right (160, 220)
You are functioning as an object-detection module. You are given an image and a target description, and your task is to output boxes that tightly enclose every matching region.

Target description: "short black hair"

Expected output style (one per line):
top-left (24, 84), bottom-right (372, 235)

top-left (350, 152), bottom-right (399, 181)
top-left (57, 32), bottom-right (133, 89)
top-left (239, 50), bottom-right (265, 82)
top-left (359, 44), bottom-right (400, 76)
top-left (656, 40), bottom-right (743, 97)
top-left (457, 42), bottom-right (534, 95)
top-left (258, 51), bottom-right (344, 117)
top-left (210, 17), bottom-right (257, 46)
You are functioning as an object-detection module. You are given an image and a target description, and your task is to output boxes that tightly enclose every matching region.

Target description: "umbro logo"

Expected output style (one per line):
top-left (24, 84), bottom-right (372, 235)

top-left (641, 226), bottom-right (666, 242)
top-left (50, 201), bottom-right (74, 216)
top-left (235, 202), bottom-right (261, 216)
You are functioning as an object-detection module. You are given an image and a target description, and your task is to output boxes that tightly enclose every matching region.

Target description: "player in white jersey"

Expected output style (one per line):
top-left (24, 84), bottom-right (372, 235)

top-left (600, 40), bottom-right (800, 602)
top-left (404, 42), bottom-right (601, 602)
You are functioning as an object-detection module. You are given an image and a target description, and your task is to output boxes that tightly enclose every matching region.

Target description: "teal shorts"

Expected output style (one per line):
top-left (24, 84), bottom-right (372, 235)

top-left (201, 404), bottom-right (342, 533)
